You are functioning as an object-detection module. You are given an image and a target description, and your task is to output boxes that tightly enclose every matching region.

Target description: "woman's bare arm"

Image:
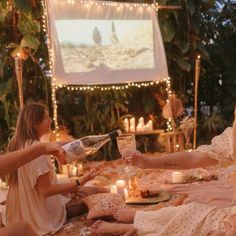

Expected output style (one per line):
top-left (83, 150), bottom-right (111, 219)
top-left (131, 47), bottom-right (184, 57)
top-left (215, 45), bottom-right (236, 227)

top-left (131, 151), bottom-right (218, 170)
top-left (0, 142), bottom-right (65, 177)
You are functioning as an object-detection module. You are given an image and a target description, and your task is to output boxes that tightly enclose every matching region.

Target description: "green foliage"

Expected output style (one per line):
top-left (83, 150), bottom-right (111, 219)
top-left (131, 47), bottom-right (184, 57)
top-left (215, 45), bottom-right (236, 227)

top-left (0, 0), bottom-right (50, 150)
top-left (201, 112), bottom-right (226, 133)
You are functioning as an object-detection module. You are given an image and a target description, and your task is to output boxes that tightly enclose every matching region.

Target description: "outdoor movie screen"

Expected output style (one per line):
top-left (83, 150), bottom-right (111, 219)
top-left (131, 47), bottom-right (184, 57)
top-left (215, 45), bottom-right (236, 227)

top-left (46, 0), bottom-right (168, 85)
top-left (55, 19), bottom-right (154, 73)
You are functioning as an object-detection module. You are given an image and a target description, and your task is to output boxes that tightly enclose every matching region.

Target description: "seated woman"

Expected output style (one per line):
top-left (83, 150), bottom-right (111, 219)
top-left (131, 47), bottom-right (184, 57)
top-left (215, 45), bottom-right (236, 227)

top-left (90, 108), bottom-right (236, 235)
top-left (0, 142), bottom-right (66, 236)
top-left (2, 103), bottom-right (101, 236)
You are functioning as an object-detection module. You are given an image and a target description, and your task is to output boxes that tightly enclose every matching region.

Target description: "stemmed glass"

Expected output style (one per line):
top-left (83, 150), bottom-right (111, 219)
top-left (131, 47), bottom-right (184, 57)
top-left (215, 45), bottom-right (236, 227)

top-left (116, 134), bottom-right (136, 175)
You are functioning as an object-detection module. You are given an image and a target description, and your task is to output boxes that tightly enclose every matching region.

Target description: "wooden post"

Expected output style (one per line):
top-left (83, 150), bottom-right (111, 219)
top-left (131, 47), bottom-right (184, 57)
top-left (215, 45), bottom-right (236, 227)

top-left (193, 55), bottom-right (201, 149)
top-left (14, 53), bottom-right (24, 109)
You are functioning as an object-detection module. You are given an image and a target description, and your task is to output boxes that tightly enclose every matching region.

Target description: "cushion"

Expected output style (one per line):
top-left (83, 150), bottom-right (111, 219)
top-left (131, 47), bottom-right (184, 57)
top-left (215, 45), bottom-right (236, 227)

top-left (76, 186), bottom-right (109, 198)
top-left (66, 186), bottom-right (109, 218)
top-left (82, 193), bottom-right (125, 220)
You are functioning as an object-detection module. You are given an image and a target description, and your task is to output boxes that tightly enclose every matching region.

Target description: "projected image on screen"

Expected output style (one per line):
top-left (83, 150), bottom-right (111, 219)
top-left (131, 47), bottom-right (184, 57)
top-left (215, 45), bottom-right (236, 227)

top-left (55, 20), bottom-right (154, 73)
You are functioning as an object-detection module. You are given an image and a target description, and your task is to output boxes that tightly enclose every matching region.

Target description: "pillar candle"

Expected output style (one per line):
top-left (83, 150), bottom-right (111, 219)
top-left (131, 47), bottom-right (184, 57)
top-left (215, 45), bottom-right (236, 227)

top-left (136, 124), bottom-right (142, 132)
top-left (130, 118), bottom-right (135, 128)
top-left (116, 179), bottom-right (126, 196)
top-left (139, 117), bottom-right (144, 125)
top-left (124, 188), bottom-right (129, 199)
top-left (110, 185), bottom-right (117, 194)
top-left (172, 171), bottom-right (183, 183)
top-left (129, 124), bottom-right (135, 132)
top-left (77, 163), bottom-right (83, 176)
top-left (123, 118), bottom-right (129, 132)
top-left (147, 120), bottom-right (153, 130)
top-left (61, 164), bottom-right (69, 175)
top-left (72, 166), bottom-right (77, 177)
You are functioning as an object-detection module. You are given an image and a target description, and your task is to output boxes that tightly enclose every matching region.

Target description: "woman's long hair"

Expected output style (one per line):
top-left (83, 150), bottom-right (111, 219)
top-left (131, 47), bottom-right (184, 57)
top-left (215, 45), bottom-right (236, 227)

top-left (8, 103), bottom-right (47, 185)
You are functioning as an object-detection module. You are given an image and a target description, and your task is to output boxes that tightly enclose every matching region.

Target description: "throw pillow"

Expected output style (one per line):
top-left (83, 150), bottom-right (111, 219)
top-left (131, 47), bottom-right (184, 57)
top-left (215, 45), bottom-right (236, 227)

top-left (82, 193), bottom-right (125, 220)
top-left (66, 186), bottom-right (109, 218)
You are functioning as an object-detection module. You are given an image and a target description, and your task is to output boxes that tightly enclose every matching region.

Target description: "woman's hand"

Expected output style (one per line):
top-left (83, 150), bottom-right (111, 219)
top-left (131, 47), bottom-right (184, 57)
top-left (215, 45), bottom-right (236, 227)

top-left (129, 151), bottom-right (147, 169)
top-left (42, 142), bottom-right (67, 165)
top-left (79, 164), bottom-right (104, 185)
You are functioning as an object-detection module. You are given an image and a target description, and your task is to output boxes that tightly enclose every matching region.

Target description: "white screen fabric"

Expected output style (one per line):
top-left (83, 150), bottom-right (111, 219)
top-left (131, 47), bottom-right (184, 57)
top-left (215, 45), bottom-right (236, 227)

top-left (46, 0), bottom-right (169, 85)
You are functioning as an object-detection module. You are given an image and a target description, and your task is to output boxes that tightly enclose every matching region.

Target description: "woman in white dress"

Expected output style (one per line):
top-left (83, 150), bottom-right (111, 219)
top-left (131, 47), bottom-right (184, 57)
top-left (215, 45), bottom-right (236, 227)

top-left (3, 103), bottom-right (101, 236)
top-left (0, 142), bottom-right (66, 236)
top-left (90, 109), bottom-right (236, 236)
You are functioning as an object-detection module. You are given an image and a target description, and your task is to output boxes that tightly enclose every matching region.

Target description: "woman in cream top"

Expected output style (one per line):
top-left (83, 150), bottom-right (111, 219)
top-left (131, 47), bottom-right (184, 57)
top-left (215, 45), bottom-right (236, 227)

top-left (3, 103), bottom-right (99, 235)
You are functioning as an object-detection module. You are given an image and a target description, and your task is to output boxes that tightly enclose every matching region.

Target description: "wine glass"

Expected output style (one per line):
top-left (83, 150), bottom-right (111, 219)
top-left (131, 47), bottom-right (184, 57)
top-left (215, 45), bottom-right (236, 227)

top-left (116, 134), bottom-right (136, 174)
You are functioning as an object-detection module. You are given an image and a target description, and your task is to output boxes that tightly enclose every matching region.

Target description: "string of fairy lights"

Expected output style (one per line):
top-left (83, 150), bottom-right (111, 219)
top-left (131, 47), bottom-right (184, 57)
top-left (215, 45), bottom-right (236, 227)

top-left (41, 0), bottom-right (173, 141)
top-left (67, 0), bottom-right (158, 9)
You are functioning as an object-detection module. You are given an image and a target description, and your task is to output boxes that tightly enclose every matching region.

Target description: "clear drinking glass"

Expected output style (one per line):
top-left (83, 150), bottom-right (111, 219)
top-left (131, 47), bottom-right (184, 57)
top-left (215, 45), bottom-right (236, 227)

top-left (116, 134), bottom-right (136, 174)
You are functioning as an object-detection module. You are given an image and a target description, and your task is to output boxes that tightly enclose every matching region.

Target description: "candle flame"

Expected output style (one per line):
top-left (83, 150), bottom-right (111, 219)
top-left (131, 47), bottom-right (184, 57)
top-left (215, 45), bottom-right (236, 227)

top-left (197, 55), bottom-right (201, 59)
top-left (16, 52), bottom-right (21, 58)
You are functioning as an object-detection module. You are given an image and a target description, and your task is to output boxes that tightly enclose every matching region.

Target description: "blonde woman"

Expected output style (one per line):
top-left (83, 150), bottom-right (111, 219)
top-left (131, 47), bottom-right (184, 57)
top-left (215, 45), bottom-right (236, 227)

top-left (2, 103), bottom-right (100, 235)
top-left (0, 142), bottom-right (66, 236)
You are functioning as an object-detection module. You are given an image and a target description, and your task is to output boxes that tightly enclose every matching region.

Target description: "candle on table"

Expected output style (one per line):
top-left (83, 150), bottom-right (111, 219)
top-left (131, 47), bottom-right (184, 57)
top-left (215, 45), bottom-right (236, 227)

top-left (138, 117), bottom-right (144, 125)
top-left (68, 164), bottom-right (76, 177)
top-left (136, 123), bottom-right (142, 132)
top-left (140, 124), bottom-right (145, 132)
top-left (147, 120), bottom-right (153, 130)
top-left (116, 179), bottom-right (126, 196)
top-left (110, 184), bottom-right (117, 194)
top-left (123, 118), bottom-right (129, 132)
top-left (172, 171), bottom-right (183, 183)
top-left (72, 166), bottom-right (77, 177)
top-left (129, 118), bottom-right (135, 128)
top-left (61, 164), bottom-right (69, 175)
top-left (124, 188), bottom-right (128, 199)
top-left (176, 144), bottom-right (180, 152)
top-left (129, 124), bottom-right (135, 132)
top-left (144, 124), bottom-right (149, 131)
top-left (77, 163), bottom-right (83, 176)
top-left (116, 179), bottom-right (125, 188)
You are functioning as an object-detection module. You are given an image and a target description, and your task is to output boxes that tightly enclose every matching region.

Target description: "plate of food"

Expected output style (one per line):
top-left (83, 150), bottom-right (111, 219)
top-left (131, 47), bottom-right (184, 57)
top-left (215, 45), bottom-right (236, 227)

top-left (125, 191), bottom-right (171, 204)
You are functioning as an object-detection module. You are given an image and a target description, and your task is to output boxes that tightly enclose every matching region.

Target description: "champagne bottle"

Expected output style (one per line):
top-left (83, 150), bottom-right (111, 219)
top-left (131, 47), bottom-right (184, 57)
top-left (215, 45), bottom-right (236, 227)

top-left (62, 130), bottom-right (122, 163)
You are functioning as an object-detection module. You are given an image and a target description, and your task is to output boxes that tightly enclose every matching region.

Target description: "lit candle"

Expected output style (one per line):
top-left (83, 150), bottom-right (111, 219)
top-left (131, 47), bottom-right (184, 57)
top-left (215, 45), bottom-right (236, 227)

top-left (123, 118), bottom-right (129, 132)
top-left (129, 117), bottom-right (135, 129)
top-left (140, 124), bottom-right (145, 132)
top-left (116, 179), bottom-right (125, 188)
top-left (116, 179), bottom-right (126, 196)
top-left (68, 164), bottom-right (77, 177)
top-left (110, 184), bottom-right (117, 194)
top-left (144, 124), bottom-right (149, 131)
top-left (72, 166), bottom-right (77, 177)
top-left (147, 120), bottom-right (153, 130)
top-left (138, 117), bottom-right (144, 125)
top-left (61, 164), bottom-right (69, 175)
top-left (172, 171), bottom-right (183, 183)
top-left (77, 163), bottom-right (83, 176)
top-left (124, 188), bottom-right (128, 199)
top-left (136, 123), bottom-right (142, 132)
top-left (129, 124), bottom-right (135, 132)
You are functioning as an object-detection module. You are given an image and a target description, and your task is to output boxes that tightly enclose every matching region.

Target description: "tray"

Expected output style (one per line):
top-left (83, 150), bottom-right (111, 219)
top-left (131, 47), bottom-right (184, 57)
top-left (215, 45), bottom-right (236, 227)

top-left (125, 191), bottom-right (171, 204)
